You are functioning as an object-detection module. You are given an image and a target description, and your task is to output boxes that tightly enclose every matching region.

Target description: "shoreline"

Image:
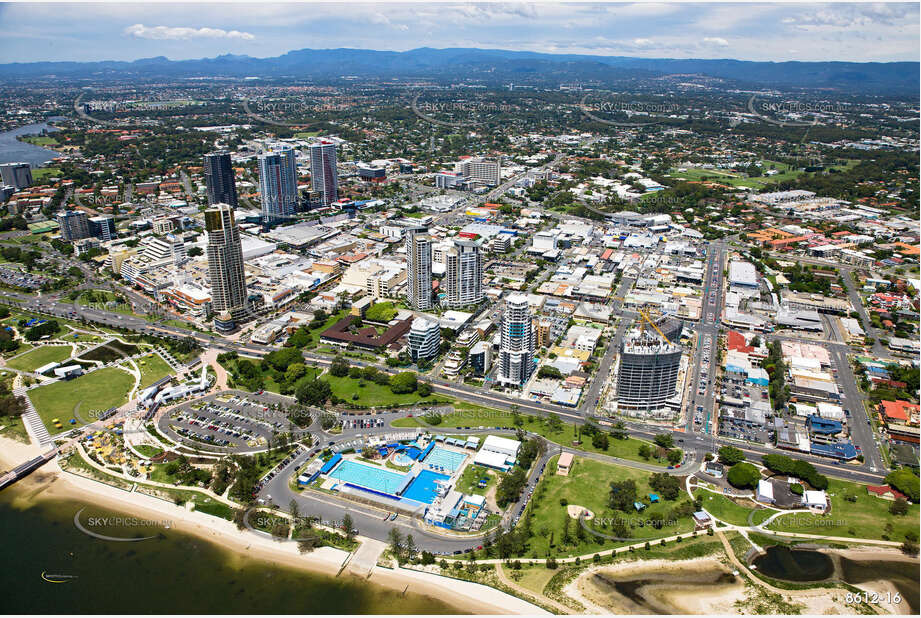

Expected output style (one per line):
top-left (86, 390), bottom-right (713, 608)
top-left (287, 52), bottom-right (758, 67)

top-left (0, 437), bottom-right (546, 615)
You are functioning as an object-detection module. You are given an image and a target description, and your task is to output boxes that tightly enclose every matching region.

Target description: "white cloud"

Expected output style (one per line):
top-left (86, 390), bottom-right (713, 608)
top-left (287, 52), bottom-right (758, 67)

top-left (124, 24), bottom-right (255, 41)
top-left (633, 38), bottom-right (654, 47)
top-left (702, 37), bottom-right (729, 47)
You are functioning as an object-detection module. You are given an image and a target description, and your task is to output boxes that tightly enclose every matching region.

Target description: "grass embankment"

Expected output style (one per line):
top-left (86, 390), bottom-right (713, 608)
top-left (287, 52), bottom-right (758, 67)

top-left (394, 404), bottom-right (668, 467)
top-left (766, 478), bottom-right (920, 542)
top-left (137, 353), bottom-right (174, 389)
top-left (5, 344), bottom-right (73, 372)
top-left (694, 490), bottom-right (777, 526)
top-left (518, 456), bottom-right (695, 558)
top-left (27, 367), bottom-right (135, 434)
top-left (325, 374), bottom-right (452, 407)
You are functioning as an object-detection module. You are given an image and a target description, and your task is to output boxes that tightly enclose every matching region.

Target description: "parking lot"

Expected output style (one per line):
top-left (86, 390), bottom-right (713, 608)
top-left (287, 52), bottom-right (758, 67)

top-left (717, 374), bottom-right (771, 444)
top-left (0, 266), bottom-right (50, 290)
top-left (343, 417), bottom-right (385, 430)
top-left (161, 395), bottom-right (294, 451)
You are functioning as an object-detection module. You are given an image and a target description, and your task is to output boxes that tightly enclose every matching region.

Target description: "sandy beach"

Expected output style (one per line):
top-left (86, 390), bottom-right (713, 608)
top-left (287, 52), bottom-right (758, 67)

top-left (0, 437), bottom-right (545, 615)
top-left (566, 557), bottom-right (747, 615)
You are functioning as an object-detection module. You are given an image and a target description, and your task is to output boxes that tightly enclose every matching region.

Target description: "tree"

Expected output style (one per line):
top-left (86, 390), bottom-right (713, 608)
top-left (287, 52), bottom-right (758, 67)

top-left (718, 446), bottom-right (745, 466)
top-left (591, 432), bottom-right (609, 451)
top-left (727, 463), bottom-right (761, 489)
top-left (653, 433), bottom-right (674, 449)
top-left (342, 513), bottom-right (355, 539)
top-left (885, 469), bottom-right (920, 503)
top-left (389, 371), bottom-right (418, 394)
top-left (497, 468), bottom-right (527, 507)
top-left (405, 534), bottom-right (417, 561)
top-left (187, 246), bottom-right (203, 257)
top-left (667, 449), bottom-right (682, 465)
top-left (609, 479), bottom-right (637, 512)
top-left (329, 356), bottom-right (350, 377)
top-left (649, 472), bottom-right (681, 500)
top-left (295, 379), bottom-right (332, 406)
top-left (287, 327), bottom-right (312, 349)
top-left (610, 421), bottom-right (627, 440)
top-left (417, 382), bottom-right (432, 397)
top-left (537, 365), bottom-right (562, 379)
top-left (284, 363), bottom-right (307, 384)
top-left (388, 527), bottom-right (404, 562)
top-left (638, 444), bottom-right (652, 460)
top-left (889, 497), bottom-right (910, 516)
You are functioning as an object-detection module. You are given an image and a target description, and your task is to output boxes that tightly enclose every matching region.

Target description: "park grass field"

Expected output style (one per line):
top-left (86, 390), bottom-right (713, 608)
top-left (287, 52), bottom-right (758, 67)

top-left (500, 563), bottom-right (558, 596)
top-left (325, 374), bottom-right (451, 407)
top-left (766, 478), bottom-right (919, 542)
top-left (520, 455), bottom-right (695, 558)
top-left (76, 290), bottom-right (137, 316)
top-left (28, 367), bottom-right (135, 434)
top-left (137, 353), bottom-right (174, 389)
top-left (694, 489), bottom-right (777, 526)
top-left (21, 135), bottom-right (59, 146)
top-left (5, 344), bottom-right (73, 372)
top-left (30, 167), bottom-right (62, 182)
top-left (394, 403), bottom-right (668, 467)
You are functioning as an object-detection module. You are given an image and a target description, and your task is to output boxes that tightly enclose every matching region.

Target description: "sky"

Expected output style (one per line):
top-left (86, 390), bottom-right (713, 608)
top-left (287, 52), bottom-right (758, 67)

top-left (0, 2), bottom-right (917, 64)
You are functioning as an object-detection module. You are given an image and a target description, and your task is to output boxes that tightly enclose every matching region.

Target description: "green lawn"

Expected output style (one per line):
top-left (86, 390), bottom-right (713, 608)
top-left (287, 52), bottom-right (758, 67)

top-left (21, 135), bottom-right (59, 146)
top-left (456, 463), bottom-right (500, 495)
top-left (77, 290), bottom-right (136, 316)
top-left (364, 301), bottom-right (398, 322)
top-left (137, 353), bottom-right (174, 389)
top-left (27, 367), bottom-right (135, 434)
top-left (503, 564), bottom-right (558, 596)
top-left (302, 309), bottom-right (349, 349)
top-left (395, 404), bottom-right (668, 467)
top-left (694, 490), bottom-right (776, 526)
top-left (766, 478), bottom-right (920, 542)
top-left (520, 455), bottom-right (695, 558)
top-left (0, 414), bottom-right (29, 443)
top-left (294, 130), bottom-right (321, 138)
top-left (6, 344), bottom-right (73, 372)
top-left (325, 374), bottom-right (451, 408)
top-left (134, 444), bottom-right (163, 458)
top-left (31, 167), bottom-right (63, 183)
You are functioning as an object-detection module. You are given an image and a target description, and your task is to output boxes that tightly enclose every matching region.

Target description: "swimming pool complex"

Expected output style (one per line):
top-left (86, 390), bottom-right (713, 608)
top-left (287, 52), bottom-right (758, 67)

top-left (423, 446), bottom-right (467, 472)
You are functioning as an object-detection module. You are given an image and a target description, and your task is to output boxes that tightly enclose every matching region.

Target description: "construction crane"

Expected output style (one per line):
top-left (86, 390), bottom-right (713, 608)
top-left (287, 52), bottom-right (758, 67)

top-left (610, 295), bottom-right (673, 345)
top-left (637, 309), bottom-right (673, 345)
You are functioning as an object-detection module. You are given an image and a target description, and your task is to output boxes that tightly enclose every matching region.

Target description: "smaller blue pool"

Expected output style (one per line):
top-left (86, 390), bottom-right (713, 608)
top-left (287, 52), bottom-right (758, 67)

top-left (423, 446), bottom-right (467, 472)
top-left (392, 452), bottom-right (414, 467)
top-left (402, 469), bottom-right (450, 504)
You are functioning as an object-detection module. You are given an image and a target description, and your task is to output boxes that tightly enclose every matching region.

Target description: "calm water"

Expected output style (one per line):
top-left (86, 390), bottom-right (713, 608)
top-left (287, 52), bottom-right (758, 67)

top-left (840, 557), bottom-right (920, 614)
top-left (0, 489), bottom-right (461, 614)
top-left (752, 545), bottom-right (835, 581)
top-left (753, 546), bottom-right (920, 613)
top-left (0, 122), bottom-right (62, 167)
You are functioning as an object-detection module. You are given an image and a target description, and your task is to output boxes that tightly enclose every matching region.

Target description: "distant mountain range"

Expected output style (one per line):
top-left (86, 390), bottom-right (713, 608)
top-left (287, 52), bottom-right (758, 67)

top-left (0, 47), bottom-right (916, 95)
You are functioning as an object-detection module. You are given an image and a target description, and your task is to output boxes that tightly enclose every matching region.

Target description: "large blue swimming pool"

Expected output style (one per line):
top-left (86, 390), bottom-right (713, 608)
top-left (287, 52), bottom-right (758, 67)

top-left (423, 446), bottom-right (467, 472)
top-left (328, 460), bottom-right (406, 495)
top-left (402, 469), bottom-right (450, 504)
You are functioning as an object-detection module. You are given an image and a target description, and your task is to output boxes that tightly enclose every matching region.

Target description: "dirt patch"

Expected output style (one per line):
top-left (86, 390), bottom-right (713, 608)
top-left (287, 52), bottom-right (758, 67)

top-left (567, 504), bottom-right (594, 520)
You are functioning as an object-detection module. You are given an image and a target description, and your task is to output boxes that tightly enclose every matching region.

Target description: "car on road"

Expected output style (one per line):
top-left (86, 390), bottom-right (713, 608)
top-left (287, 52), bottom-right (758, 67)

top-left (389, 513), bottom-right (397, 521)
